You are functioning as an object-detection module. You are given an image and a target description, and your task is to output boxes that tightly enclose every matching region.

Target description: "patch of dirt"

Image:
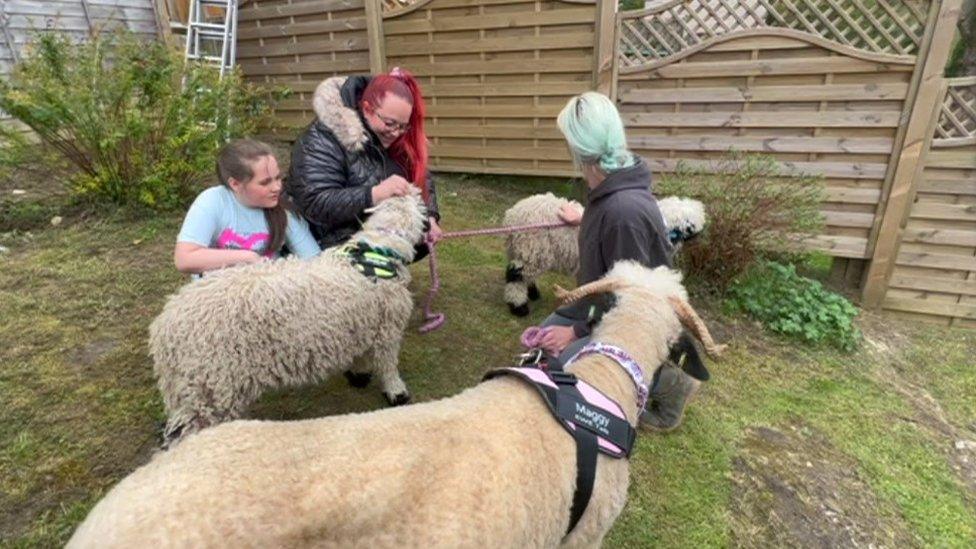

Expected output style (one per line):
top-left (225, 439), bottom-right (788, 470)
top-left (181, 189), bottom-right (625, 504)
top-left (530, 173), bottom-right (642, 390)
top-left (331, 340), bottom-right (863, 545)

top-left (70, 338), bottom-right (119, 369)
top-left (730, 423), bottom-right (915, 548)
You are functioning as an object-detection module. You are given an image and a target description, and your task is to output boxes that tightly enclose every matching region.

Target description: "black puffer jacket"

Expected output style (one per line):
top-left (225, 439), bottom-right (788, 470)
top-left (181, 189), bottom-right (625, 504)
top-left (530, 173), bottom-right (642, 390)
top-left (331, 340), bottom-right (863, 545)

top-left (287, 75), bottom-right (440, 249)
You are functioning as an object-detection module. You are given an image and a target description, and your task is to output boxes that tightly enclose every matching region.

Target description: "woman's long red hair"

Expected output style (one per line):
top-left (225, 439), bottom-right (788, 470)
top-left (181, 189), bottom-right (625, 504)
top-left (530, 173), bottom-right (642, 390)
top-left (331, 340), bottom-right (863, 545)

top-left (360, 68), bottom-right (429, 200)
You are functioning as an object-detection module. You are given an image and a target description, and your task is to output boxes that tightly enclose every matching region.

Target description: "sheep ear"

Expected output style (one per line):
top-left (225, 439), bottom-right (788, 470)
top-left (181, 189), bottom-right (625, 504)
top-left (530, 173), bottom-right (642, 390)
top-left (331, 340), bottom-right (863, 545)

top-left (667, 296), bottom-right (726, 358)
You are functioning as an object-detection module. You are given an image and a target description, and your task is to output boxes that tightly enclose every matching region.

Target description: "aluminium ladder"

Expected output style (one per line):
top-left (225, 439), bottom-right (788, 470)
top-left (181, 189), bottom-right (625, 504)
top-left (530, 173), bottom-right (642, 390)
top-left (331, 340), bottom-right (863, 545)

top-left (184, 0), bottom-right (238, 79)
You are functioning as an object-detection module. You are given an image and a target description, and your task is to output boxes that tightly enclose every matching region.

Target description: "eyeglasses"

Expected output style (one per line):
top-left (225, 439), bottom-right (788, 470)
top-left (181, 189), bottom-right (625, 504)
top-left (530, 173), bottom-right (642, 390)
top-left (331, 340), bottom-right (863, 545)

top-left (374, 111), bottom-right (410, 133)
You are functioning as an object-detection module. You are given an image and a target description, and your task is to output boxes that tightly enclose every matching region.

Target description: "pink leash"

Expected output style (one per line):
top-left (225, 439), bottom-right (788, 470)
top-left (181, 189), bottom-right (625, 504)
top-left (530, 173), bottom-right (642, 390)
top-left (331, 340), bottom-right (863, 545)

top-left (418, 221), bottom-right (570, 333)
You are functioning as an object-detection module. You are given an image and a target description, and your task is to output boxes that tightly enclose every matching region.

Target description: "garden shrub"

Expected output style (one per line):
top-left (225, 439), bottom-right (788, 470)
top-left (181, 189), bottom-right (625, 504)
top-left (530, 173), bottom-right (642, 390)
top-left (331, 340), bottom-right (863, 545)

top-left (727, 261), bottom-right (861, 351)
top-left (0, 31), bottom-right (284, 210)
top-left (657, 153), bottom-right (826, 292)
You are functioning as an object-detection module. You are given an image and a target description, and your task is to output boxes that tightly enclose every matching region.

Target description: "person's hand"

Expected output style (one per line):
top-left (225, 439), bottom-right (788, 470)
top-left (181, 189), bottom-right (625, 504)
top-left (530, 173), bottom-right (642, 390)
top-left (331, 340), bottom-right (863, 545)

top-left (558, 203), bottom-right (583, 226)
top-left (371, 175), bottom-right (412, 204)
top-left (426, 217), bottom-right (443, 243)
top-left (243, 250), bottom-right (265, 265)
top-left (540, 325), bottom-right (576, 356)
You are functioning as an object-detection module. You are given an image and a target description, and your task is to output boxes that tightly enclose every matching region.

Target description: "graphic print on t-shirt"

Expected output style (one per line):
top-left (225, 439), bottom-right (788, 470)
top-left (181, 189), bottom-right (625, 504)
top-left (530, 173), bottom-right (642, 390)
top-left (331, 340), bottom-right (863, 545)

top-left (216, 228), bottom-right (273, 257)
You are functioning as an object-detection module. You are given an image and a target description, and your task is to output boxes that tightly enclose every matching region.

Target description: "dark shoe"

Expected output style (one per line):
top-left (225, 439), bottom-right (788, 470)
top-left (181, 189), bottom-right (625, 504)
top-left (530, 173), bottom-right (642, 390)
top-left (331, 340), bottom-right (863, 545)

top-left (639, 365), bottom-right (700, 432)
top-left (344, 371), bottom-right (372, 388)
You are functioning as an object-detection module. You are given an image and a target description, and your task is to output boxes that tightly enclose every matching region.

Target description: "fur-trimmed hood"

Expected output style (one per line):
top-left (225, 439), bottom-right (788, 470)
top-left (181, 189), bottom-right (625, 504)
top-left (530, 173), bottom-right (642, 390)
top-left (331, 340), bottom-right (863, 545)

top-left (312, 76), bottom-right (371, 153)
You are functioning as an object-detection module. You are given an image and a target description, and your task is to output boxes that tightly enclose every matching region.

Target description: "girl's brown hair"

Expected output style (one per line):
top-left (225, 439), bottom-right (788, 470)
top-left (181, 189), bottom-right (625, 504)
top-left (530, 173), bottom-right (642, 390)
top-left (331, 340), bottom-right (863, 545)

top-left (216, 139), bottom-right (289, 254)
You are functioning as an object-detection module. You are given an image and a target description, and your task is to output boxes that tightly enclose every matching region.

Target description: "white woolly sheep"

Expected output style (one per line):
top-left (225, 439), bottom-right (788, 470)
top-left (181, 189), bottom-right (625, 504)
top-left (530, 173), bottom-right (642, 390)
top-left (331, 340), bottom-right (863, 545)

top-left (68, 260), bottom-right (724, 548)
top-left (504, 193), bottom-right (707, 316)
top-left (149, 189), bottom-right (428, 447)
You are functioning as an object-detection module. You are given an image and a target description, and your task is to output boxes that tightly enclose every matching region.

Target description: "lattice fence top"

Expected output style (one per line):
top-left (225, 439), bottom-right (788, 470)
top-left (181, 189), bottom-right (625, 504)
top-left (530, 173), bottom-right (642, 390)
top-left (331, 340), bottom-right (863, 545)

top-left (618, 0), bottom-right (929, 69)
top-left (383, 0), bottom-right (417, 12)
top-left (933, 78), bottom-right (976, 147)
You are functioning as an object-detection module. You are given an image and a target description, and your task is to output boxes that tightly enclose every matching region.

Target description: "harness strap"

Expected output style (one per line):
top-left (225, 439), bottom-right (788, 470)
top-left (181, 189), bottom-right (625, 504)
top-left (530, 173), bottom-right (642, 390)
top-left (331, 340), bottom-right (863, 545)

top-left (339, 241), bottom-right (402, 280)
top-left (559, 381), bottom-right (599, 535)
top-left (482, 367), bottom-right (635, 538)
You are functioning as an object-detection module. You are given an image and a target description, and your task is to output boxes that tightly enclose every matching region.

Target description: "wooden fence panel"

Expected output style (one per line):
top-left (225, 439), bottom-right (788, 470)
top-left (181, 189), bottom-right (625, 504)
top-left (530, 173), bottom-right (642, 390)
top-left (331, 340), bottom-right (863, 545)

top-left (382, 0), bottom-right (598, 176)
top-left (882, 77), bottom-right (976, 326)
top-left (237, 0), bottom-right (372, 129)
top-left (615, 26), bottom-right (918, 259)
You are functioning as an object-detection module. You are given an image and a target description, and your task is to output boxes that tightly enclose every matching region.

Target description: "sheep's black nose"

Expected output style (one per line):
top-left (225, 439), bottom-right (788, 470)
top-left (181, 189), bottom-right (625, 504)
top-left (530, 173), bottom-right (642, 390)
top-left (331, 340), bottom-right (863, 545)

top-left (422, 218), bottom-right (431, 232)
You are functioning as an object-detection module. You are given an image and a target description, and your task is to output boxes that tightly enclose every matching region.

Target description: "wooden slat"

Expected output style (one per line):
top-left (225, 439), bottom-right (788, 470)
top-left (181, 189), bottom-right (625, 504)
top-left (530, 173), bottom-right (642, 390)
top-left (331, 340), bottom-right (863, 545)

top-left (798, 234), bottom-right (870, 258)
top-left (645, 158), bottom-right (888, 179)
top-left (902, 227), bottom-right (976, 247)
top-left (706, 35), bottom-right (811, 51)
top-left (237, 16), bottom-right (367, 40)
top-left (895, 252), bottom-right (976, 271)
top-left (883, 296), bottom-right (976, 319)
top-left (426, 124), bottom-right (563, 140)
top-left (239, 0), bottom-right (365, 22)
top-left (889, 274), bottom-right (976, 297)
top-left (926, 149), bottom-right (976, 169)
top-left (623, 111), bottom-right (902, 128)
top-left (241, 57), bottom-right (370, 76)
top-left (620, 57), bottom-right (914, 79)
top-left (401, 57), bottom-right (593, 77)
top-left (423, 82), bottom-right (592, 97)
top-left (823, 211), bottom-right (877, 228)
top-left (385, 33), bottom-right (594, 56)
top-left (432, 163), bottom-right (576, 178)
top-left (430, 144), bottom-right (568, 161)
top-left (909, 202), bottom-right (976, 222)
top-left (628, 135), bottom-right (894, 154)
top-left (237, 37), bottom-right (369, 58)
top-left (917, 178), bottom-right (976, 196)
top-left (617, 83), bottom-right (910, 103)
top-left (382, 8), bottom-right (595, 35)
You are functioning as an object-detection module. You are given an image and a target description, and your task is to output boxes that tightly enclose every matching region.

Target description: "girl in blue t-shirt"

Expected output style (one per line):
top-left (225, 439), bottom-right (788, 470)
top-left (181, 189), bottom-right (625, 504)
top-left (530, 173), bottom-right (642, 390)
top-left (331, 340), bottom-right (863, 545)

top-left (175, 139), bottom-right (321, 275)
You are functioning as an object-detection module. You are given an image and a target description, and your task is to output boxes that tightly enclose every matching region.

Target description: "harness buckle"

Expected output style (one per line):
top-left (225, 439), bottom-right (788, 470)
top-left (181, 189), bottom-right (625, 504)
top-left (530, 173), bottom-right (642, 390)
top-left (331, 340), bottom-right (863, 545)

top-left (549, 371), bottom-right (577, 386)
top-left (516, 348), bottom-right (545, 367)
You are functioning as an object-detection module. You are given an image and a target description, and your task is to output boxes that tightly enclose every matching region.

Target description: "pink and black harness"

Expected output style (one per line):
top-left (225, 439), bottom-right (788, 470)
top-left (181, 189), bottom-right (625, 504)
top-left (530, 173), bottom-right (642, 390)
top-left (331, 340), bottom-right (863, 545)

top-left (482, 342), bottom-right (648, 536)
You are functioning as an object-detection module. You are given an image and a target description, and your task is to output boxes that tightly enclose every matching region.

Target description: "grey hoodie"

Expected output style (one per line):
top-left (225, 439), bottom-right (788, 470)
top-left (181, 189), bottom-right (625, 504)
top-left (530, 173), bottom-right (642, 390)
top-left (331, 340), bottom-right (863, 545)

top-left (558, 157), bottom-right (673, 337)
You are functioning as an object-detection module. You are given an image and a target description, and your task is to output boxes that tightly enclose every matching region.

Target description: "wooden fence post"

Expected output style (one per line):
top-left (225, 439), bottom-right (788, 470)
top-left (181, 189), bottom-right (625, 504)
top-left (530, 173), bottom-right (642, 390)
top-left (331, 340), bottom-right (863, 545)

top-left (152, 0), bottom-right (175, 46)
top-left (593, 0), bottom-right (616, 98)
top-left (861, 0), bottom-right (965, 308)
top-left (364, 0), bottom-right (387, 74)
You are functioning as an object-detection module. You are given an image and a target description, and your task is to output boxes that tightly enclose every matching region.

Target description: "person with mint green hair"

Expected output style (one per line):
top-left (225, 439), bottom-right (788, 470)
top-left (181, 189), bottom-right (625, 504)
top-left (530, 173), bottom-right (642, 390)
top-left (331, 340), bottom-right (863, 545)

top-left (533, 91), bottom-right (704, 432)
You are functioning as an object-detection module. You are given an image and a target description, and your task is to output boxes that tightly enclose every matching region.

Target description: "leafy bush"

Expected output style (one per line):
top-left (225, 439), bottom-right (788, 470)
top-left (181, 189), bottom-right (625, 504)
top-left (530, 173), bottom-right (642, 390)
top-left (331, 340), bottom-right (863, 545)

top-left (728, 261), bottom-right (861, 351)
top-left (657, 153), bottom-right (826, 292)
top-left (0, 31), bottom-right (284, 210)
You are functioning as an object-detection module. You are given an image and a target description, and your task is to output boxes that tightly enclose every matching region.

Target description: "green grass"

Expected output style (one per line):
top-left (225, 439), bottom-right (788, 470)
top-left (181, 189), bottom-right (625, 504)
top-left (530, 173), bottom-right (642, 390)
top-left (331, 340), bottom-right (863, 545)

top-left (1, 173), bottom-right (975, 547)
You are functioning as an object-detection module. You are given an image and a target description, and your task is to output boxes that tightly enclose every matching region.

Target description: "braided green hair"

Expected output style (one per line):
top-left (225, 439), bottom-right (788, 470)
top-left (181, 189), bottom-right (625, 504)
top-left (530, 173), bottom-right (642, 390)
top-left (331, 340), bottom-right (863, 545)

top-left (557, 92), bottom-right (635, 173)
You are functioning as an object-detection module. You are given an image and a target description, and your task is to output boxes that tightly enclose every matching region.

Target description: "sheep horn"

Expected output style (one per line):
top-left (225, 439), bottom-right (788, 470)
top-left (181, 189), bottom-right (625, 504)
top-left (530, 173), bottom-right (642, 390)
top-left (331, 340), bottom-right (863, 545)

top-left (555, 278), bottom-right (626, 304)
top-left (667, 296), bottom-right (727, 359)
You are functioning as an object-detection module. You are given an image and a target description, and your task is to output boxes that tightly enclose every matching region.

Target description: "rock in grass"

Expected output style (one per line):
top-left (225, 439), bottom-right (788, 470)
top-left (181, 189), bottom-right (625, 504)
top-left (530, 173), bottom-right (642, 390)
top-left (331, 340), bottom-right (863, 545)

top-left (50, 216), bottom-right (63, 227)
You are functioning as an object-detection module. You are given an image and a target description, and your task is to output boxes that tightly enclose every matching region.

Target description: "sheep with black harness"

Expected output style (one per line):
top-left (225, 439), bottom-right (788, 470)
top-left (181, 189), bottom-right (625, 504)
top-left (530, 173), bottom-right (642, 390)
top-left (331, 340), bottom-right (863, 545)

top-left (69, 261), bottom-right (723, 548)
top-left (149, 188), bottom-right (429, 448)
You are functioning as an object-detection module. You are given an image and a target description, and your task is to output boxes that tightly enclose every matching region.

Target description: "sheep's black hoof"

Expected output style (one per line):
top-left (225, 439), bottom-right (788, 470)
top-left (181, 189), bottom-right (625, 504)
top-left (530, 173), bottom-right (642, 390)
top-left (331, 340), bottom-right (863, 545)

top-left (527, 283), bottom-right (541, 301)
top-left (508, 302), bottom-right (530, 317)
top-left (385, 392), bottom-right (411, 406)
top-left (344, 371), bottom-right (372, 388)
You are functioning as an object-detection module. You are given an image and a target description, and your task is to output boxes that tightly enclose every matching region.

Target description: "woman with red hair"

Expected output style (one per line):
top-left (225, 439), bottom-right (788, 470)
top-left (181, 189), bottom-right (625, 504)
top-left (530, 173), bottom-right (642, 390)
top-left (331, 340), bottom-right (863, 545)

top-left (287, 67), bottom-right (441, 254)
